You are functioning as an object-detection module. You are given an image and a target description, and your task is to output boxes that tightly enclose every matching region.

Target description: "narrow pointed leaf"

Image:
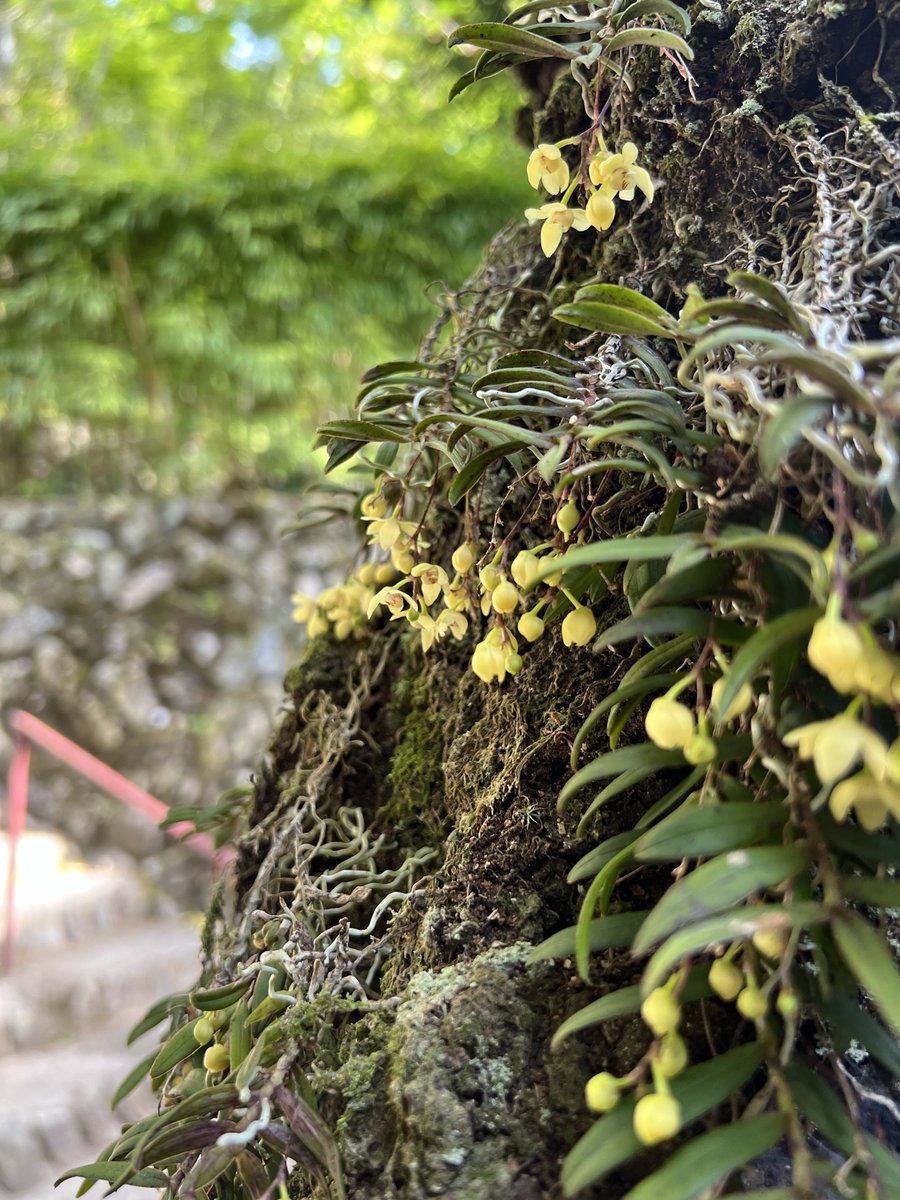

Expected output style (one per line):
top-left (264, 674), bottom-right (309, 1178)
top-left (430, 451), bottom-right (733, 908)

top-left (528, 911), bottom-right (648, 962)
top-left (613, 0), bottom-right (691, 34)
top-left (110, 1052), bottom-right (156, 1110)
top-left (642, 902), bottom-right (826, 993)
top-left (711, 607), bottom-right (820, 721)
top-left (832, 911), bottom-right (900, 1037)
top-left (448, 22), bottom-right (579, 59)
top-left (605, 26), bottom-right (694, 57)
top-left (759, 395), bottom-right (831, 479)
top-left (54, 1163), bottom-right (168, 1189)
top-left (633, 844), bottom-right (810, 953)
top-left (552, 965), bottom-right (711, 1047)
top-left (635, 802), bottom-right (790, 862)
top-left (554, 300), bottom-right (678, 339)
top-left (448, 441), bottom-right (526, 505)
top-left (126, 992), bottom-right (188, 1045)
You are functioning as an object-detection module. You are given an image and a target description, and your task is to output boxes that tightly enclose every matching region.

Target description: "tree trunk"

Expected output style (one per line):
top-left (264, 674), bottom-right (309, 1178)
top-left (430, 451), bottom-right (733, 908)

top-left (200, 2), bottom-right (899, 1197)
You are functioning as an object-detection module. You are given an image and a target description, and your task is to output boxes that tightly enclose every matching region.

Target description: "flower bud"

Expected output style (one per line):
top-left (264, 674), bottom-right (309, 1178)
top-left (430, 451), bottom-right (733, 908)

top-left (491, 579), bottom-right (521, 614)
top-left (736, 985), bottom-right (768, 1021)
top-left (807, 608), bottom-right (866, 693)
top-left (518, 611), bottom-right (545, 643)
top-left (334, 618), bottom-right (354, 642)
top-left (511, 550), bottom-right (541, 589)
top-left (306, 614), bottom-right (330, 639)
top-left (657, 1032), bottom-right (689, 1078)
top-left (356, 562), bottom-right (377, 586)
top-left (633, 1092), bottom-right (681, 1145)
top-left (505, 653), bottom-right (524, 676)
top-left (641, 987), bottom-right (681, 1036)
top-left (585, 1071), bottom-right (621, 1113)
top-left (360, 492), bottom-right (387, 519)
top-left (556, 499), bottom-right (580, 534)
top-left (684, 733), bottom-right (717, 765)
top-left (777, 989), bottom-right (799, 1018)
top-left (751, 929), bottom-right (787, 960)
top-left (479, 565), bottom-right (501, 592)
top-left (392, 547), bottom-right (414, 574)
top-left (711, 677), bottom-right (754, 722)
top-left (203, 1043), bottom-right (230, 1074)
top-left (472, 640), bottom-right (506, 684)
top-left (374, 563), bottom-right (397, 585)
top-left (708, 958), bottom-right (743, 1002)
top-left (562, 606), bottom-right (596, 648)
top-left (451, 542), bottom-right (476, 574)
top-left (193, 1018), bottom-right (215, 1045)
top-left (645, 697), bottom-right (694, 750)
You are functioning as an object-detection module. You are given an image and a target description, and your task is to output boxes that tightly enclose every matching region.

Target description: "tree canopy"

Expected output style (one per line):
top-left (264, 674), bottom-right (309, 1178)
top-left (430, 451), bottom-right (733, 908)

top-left (0, 0), bottom-right (527, 492)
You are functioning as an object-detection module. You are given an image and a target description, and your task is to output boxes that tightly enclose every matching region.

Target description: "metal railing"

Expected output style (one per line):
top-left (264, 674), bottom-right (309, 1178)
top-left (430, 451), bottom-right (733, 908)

top-left (2, 709), bottom-right (231, 971)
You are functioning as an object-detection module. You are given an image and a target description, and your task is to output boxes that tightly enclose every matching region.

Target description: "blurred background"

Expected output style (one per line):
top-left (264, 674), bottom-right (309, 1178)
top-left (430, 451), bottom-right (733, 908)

top-left (0, 7), bottom-right (525, 1193)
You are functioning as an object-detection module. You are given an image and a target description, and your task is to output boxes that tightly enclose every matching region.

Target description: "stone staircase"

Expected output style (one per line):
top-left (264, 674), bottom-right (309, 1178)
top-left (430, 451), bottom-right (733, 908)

top-left (0, 832), bottom-right (205, 1199)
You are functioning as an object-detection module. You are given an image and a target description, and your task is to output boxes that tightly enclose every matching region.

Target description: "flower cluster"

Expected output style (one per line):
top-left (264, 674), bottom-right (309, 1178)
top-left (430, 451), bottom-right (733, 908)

top-left (783, 709), bottom-right (900, 830)
top-left (292, 565), bottom-right (392, 642)
top-left (525, 137), bottom-right (654, 258)
top-left (644, 666), bottom-right (754, 763)
top-left (806, 599), bottom-right (900, 705)
top-left (584, 979), bottom-right (686, 1146)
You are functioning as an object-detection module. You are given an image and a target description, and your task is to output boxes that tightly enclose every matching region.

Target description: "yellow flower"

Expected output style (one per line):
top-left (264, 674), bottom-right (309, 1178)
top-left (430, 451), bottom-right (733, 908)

top-left (367, 511), bottom-right (418, 552)
top-left (411, 562), bottom-right (450, 606)
top-left (782, 713), bottom-right (888, 786)
top-left (360, 492), bottom-right (387, 519)
top-left (633, 1093), bottom-right (681, 1145)
top-left (589, 141), bottom-right (654, 203)
top-left (683, 732), bottom-right (717, 765)
top-left (510, 550), bottom-right (541, 589)
top-left (472, 639), bottom-right (507, 684)
top-left (524, 202), bottom-right (591, 257)
top-left (526, 143), bottom-right (570, 194)
top-left (585, 189), bottom-right (616, 231)
top-left (645, 696), bottom-right (695, 750)
top-left (736, 985), bottom-right (768, 1021)
top-left (556, 498), bottom-right (580, 534)
top-left (561, 605), bottom-right (596, 647)
top-left (291, 593), bottom-right (316, 624)
top-left (806, 607), bottom-right (866, 693)
top-left (829, 769), bottom-right (900, 831)
top-left (417, 608), bottom-right (468, 651)
top-left (366, 586), bottom-right (415, 620)
top-left (711, 676), bottom-right (755, 722)
top-left (657, 1032), bottom-right (689, 1078)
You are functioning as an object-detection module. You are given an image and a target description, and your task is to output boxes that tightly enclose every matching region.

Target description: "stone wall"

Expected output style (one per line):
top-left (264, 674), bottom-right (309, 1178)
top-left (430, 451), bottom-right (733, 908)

top-left (0, 491), bottom-right (348, 882)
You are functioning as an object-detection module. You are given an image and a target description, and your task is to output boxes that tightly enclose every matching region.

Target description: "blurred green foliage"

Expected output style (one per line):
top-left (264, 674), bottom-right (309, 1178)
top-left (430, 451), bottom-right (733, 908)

top-left (0, 0), bottom-right (528, 493)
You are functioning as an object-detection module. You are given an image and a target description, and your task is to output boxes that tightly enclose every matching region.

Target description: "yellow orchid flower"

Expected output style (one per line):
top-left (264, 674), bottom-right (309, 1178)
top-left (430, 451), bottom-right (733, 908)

top-left (585, 188), bottom-right (616, 231)
top-left (829, 769), bottom-right (900, 831)
top-left (589, 141), bottom-right (654, 203)
top-left (524, 202), bottom-right (591, 257)
top-left (366, 585), bottom-right (415, 620)
top-left (782, 712), bottom-right (888, 786)
top-left (526, 143), bottom-right (570, 194)
top-left (410, 562), bottom-right (450, 606)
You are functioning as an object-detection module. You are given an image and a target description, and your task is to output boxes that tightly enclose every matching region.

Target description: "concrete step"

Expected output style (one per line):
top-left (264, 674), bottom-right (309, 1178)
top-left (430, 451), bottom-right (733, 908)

top-left (0, 918), bottom-right (201, 1196)
top-left (2, 832), bottom-right (152, 958)
top-left (0, 915), bottom-right (201, 1055)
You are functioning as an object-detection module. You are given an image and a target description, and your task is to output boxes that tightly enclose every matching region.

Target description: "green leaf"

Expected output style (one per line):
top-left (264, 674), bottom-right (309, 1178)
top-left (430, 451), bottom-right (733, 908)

top-left (642, 902), bottom-right (826, 993)
top-left (605, 26), bottom-right (695, 58)
top-left (448, 440), bottom-right (525, 505)
top-left (758, 347), bottom-right (873, 411)
top-left (635, 802), bottom-right (790, 862)
top-left (633, 844), bottom-right (810, 953)
top-left (573, 767), bottom-right (660, 838)
top-left (448, 22), bottom-right (579, 59)
top-left (149, 1016), bottom-right (205, 1080)
top-left (561, 1042), bottom-right (765, 1194)
top-left (818, 812), bottom-right (900, 871)
top-left (839, 875), bottom-right (900, 907)
top-left (567, 830), bottom-right (642, 884)
top-left (574, 283), bottom-right (674, 322)
top-left (597, 606), bottom-right (749, 649)
top-left (551, 965), bottom-right (711, 1047)
top-left (535, 535), bottom-right (702, 582)
top-left (316, 419), bottom-right (407, 444)
top-left (711, 607), bottom-right (820, 722)
top-left (55, 1163), bottom-right (169, 1189)
top-left (621, 1113), bottom-right (787, 1200)
top-left (110, 1052), bottom-right (156, 1110)
top-left (726, 271), bottom-right (809, 334)
top-left (634, 555), bottom-right (736, 612)
top-left (819, 989), bottom-right (900, 1078)
top-left (560, 744), bottom-right (685, 810)
top-left (528, 911), bottom-right (648, 962)
top-left (553, 300), bottom-right (678, 339)
top-left (758, 395), bottom-right (831, 479)
top-left (126, 992), bottom-right (189, 1045)
top-left (613, 0), bottom-right (691, 35)
top-left (571, 671), bottom-right (684, 767)
top-left (832, 911), bottom-right (900, 1037)
top-left (682, 298), bottom-right (793, 330)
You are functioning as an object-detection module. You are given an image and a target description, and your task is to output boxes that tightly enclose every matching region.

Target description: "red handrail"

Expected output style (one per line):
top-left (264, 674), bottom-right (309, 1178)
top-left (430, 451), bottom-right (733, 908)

top-left (2, 709), bottom-right (231, 971)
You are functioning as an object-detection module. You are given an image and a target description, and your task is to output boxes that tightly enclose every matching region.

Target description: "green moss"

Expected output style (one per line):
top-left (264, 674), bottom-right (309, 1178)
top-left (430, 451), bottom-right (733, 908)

top-left (385, 667), bottom-right (448, 841)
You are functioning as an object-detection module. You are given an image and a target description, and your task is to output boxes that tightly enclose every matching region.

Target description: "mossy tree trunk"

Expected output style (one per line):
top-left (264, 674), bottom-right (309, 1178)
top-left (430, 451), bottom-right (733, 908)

top-left (210, 3), bottom-right (898, 1196)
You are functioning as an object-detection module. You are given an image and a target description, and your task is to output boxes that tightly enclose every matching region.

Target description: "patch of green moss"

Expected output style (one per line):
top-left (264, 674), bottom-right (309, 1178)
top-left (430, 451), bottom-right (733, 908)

top-left (385, 669), bottom-right (448, 842)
